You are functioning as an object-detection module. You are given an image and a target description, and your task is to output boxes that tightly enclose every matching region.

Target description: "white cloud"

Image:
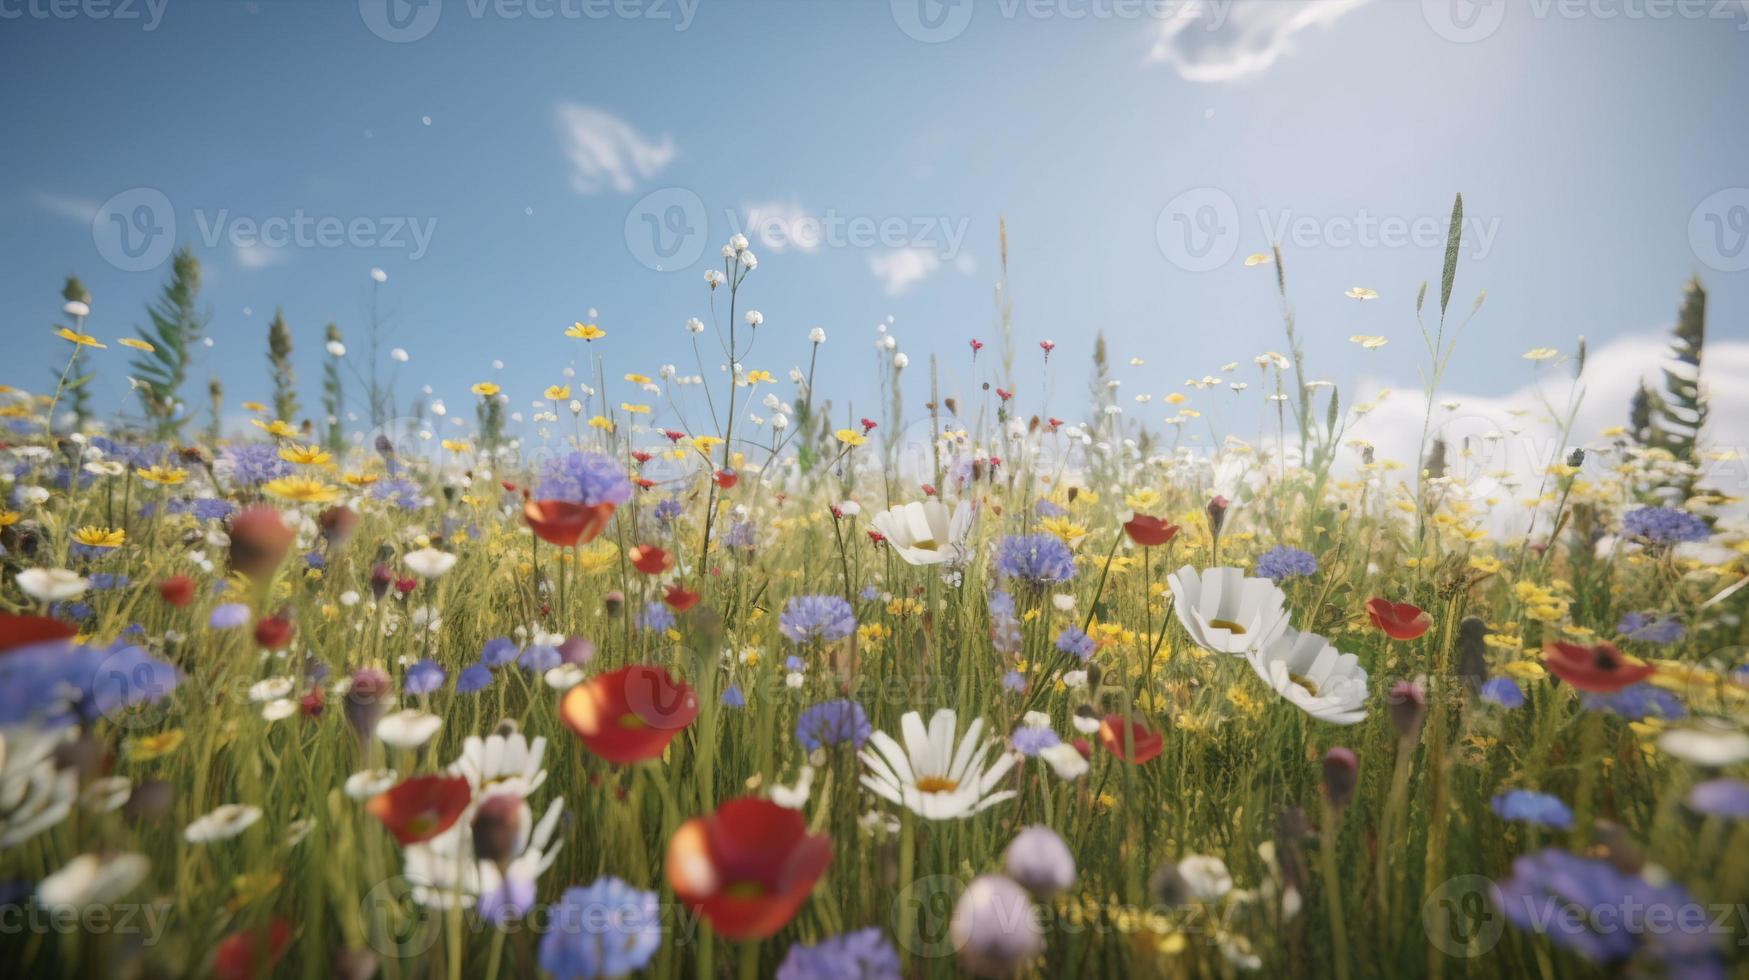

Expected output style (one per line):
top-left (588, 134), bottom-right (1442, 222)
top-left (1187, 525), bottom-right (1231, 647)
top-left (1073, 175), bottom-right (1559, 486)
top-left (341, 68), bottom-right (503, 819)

top-left (1338, 330), bottom-right (1749, 536)
top-left (234, 242), bottom-right (287, 270)
top-left (739, 199), bottom-right (819, 253)
top-left (1150, 0), bottom-right (1374, 83)
top-left (553, 103), bottom-right (675, 195)
top-left (869, 248), bottom-right (940, 296)
top-left (32, 190), bottom-right (99, 224)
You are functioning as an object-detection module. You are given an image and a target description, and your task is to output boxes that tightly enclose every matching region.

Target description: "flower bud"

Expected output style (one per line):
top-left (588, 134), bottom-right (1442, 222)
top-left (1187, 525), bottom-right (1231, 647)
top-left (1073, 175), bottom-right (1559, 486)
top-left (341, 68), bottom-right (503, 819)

top-left (472, 794), bottom-right (522, 866)
top-left (344, 668), bottom-right (392, 744)
top-left (1002, 826), bottom-right (1076, 899)
top-left (1322, 747), bottom-right (1358, 810)
top-left (1388, 678), bottom-right (1427, 740)
top-left (229, 506), bottom-right (295, 581)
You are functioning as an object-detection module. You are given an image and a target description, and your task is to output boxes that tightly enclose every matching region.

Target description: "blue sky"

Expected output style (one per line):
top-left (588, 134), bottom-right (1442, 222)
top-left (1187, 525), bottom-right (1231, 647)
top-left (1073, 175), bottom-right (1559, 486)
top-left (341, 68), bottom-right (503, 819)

top-left (3, 0), bottom-right (1747, 455)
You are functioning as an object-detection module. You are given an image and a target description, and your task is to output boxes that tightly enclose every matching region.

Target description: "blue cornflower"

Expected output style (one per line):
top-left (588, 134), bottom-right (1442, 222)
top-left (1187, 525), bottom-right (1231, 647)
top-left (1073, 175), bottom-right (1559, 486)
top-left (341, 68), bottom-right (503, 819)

top-left (455, 664), bottom-right (493, 694)
top-left (210, 603), bottom-right (250, 629)
top-left (1011, 725), bottom-right (1060, 757)
top-left (785, 656), bottom-right (805, 671)
top-left (1479, 678), bottom-right (1525, 709)
top-left (1033, 498), bottom-right (1066, 518)
top-left (404, 659), bottom-right (446, 695)
top-left (1582, 683), bottom-right (1684, 722)
top-left (0, 638), bottom-right (180, 728)
top-left (166, 497), bottom-right (234, 521)
top-left (722, 520), bottom-right (756, 549)
top-left (779, 595), bottom-right (855, 644)
top-left (989, 590), bottom-right (1021, 655)
top-left (1054, 626), bottom-right (1095, 661)
top-left (370, 477), bottom-right (423, 511)
top-left (858, 584), bottom-right (879, 602)
top-left (776, 927), bottom-right (901, 980)
top-left (86, 573), bottom-right (130, 591)
top-left (1617, 611), bottom-right (1685, 646)
top-left (220, 443), bottom-right (291, 488)
top-left (795, 699), bottom-right (871, 751)
top-left (304, 551), bottom-right (325, 570)
top-left (480, 636), bottom-right (518, 668)
top-left (1254, 546), bottom-right (1318, 582)
top-left (1001, 670), bottom-right (1026, 692)
top-left (1687, 778), bottom-right (1749, 818)
top-left (721, 685), bottom-right (745, 708)
top-left (638, 602), bottom-right (675, 633)
top-left (535, 451), bottom-right (633, 507)
top-left (653, 498), bottom-right (684, 523)
top-left (1493, 848), bottom-right (1721, 974)
top-left (1621, 506), bottom-right (1709, 545)
top-left (993, 533), bottom-right (1075, 585)
top-left (539, 877), bottom-right (662, 979)
top-left (519, 644), bottom-right (561, 672)
top-left (1491, 790), bottom-right (1573, 829)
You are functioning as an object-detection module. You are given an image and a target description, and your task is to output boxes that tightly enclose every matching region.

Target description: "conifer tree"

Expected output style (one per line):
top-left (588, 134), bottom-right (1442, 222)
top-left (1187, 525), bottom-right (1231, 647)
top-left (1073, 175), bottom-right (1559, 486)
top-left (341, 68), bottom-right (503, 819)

top-left (131, 246), bottom-right (209, 438)
top-left (268, 309), bottom-right (299, 425)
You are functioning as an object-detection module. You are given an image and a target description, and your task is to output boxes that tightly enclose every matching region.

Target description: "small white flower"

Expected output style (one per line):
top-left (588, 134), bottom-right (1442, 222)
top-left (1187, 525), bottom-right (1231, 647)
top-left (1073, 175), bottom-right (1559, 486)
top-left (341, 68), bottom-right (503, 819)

top-left (1177, 855), bottom-right (1234, 902)
top-left (745, 310), bottom-right (763, 327)
top-left (740, 250), bottom-right (757, 269)
top-left (390, 347), bottom-right (409, 362)
top-left (81, 777), bottom-right (132, 814)
top-left (705, 270), bottom-right (724, 287)
top-left (785, 671), bottom-right (804, 689)
top-left (809, 327), bottom-right (826, 343)
top-left (326, 340), bottom-right (347, 357)
top-left (404, 548), bottom-right (457, 579)
top-left (16, 568), bottom-right (89, 603)
top-left (340, 590), bottom-right (361, 607)
top-left (893, 352), bottom-right (909, 370)
top-left (1022, 711), bottom-right (1052, 729)
top-left (1040, 743), bottom-right (1089, 780)
top-left (248, 677), bottom-right (295, 702)
top-left (262, 699), bottom-right (297, 722)
top-left (1657, 727), bottom-right (1749, 767)
top-left (1051, 594), bottom-right (1076, 613)
top-left (37, 853), bottom-right (150, 910)
top-left (1070, 712), bottom-right (1102, 735)
top-left (770, 766), bottom-right (814, 810)
top-left (861, 709), bottom-right (1019, 820)
top-left (345, 769), bottom-right (399, 800)
top-left (377, 709), bottom-right (442, 749)
top-left (728, 233), bottom-right (749, 252)
top-left (545, 664), bottom-right (586, 691)
top-left (184, 804), bottom-right (263, 843)
top-left (370, 268), bottom-right (388, 283)
top-left (63, 300), bottom-right (90, 318)
top-left (1168, 565), bottom-right (1291, 656)
top-left (1061, 670), bottom-right (1089, 690)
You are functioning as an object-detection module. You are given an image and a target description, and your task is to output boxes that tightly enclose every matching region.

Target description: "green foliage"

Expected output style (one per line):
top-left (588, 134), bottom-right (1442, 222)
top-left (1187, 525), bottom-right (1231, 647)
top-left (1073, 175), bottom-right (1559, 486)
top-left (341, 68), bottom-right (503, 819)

top-left (323, 322), bottom-right (346, 454)
top-left (267, 309), bottom-right (299, 425)
top-left (53, 275), bottom-right (95, 429)
top-left (130, 246), bottom-right (209, 439)
top-left (1626, 277), bottom-right (1708, 499)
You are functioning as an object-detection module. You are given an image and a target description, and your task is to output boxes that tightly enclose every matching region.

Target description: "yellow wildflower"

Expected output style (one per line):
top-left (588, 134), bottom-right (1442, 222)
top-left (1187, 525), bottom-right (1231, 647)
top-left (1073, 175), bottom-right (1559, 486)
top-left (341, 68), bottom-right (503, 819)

top-left (72, 526), bottom-right (125, 549)
top-left (566, 322), bottom-right (606, 340)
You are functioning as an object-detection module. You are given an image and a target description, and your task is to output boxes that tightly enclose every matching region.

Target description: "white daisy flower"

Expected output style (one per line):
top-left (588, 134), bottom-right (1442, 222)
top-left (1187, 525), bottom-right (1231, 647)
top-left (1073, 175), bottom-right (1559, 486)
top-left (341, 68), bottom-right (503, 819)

top-left (1177, 855), bottom-right (1234, 902)
top-left (1246, 629), bottom-right (1369, 725)
top-left (1167, 565), bottom-right (1290, 656)
top-left (868, 500), bottom-right (975, 567)
top-left (1039, 743), bottom-right (1089, 781)
top-left (404, 548), bottom-right (457, 579)
top-left (402, 797), bottom-right (564, 911)
top-left (248, 677), bottom-right (295, 702)
top-left (16, 568), bottom-right (89, 603)
top-left (344, 769), bottom-right (399, 800)
top-left (860, 709), bottom-right (1019, 820)
top-left (448, 731), bottom-right (548, 802)
top-left (184, 803), bottom-right (263, 843)
top-left (377, 709), bottom-right (442, 749)
top-left (1656, 727), bottom-right (1749, 767)
top-left (37, 853), bottom-right (150, 910)
top-left (770, 766), bottom-right (814, 810)
top-left (0, 727), bottom-right (78, 847)
top-left (262, 699), bottom-right (298, 722)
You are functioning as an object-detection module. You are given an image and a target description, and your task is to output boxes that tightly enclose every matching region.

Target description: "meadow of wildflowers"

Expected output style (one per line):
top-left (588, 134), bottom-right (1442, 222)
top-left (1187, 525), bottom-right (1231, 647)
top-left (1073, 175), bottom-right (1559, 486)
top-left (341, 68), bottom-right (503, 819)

top-left (2, 220), bottom-right (1747, 980)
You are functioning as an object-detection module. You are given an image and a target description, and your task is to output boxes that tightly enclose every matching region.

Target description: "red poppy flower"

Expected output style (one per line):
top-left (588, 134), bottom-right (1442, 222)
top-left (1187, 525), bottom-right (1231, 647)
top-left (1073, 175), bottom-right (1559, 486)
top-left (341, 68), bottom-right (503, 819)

top-left (969, 338), bottom-right (984, 353)
top-left (662, 429), bottom-right (687, 442)
top-left (156, 574), bottom-right (195, 608)
top-left (501, 481), bottom-right (518, 493)
top-left (254, 614), bottom-right (293, 651)
top-left (714, 469), bottom-right (738, 489)
top-left (630, 451), bottom-right (653, 464)
top-left (212, 918), bottom-right (292, 980)
top-left (634, 477), bottom-right (656, 490)
top-left (366, 775), bottom-right (472, 846)
top-left (1123, 514), bottom-right (1180, 547)
top-left (866, 530), bottom-right (886, 545)
top-left (394, 577), bottom-right (417, 596)
top-left (859, 418), bottom-right (877, 433)
top-left (920, 484), bottom-right (936, 496)
top-left (664, 583), bottom-right (701, 612)
top-left (996, 388), bottom-right (1013, 402)
top-left (1098, 715), bottom-right (1163, 764)
top-left (628, 545), bottom-right (675, 575)
top-left (561, 665), bottom-right (699, 764)
top-left (1366, 598), bottom-right (1431, 641)
top-left (1039, 340), bottom-right (1056, 354)
top-left (1543, 641), bottom-right (1656, 693)
top-left (1047, 417), bottom-right (1063, 430)
top-left (523, 499), bottom-right (615, 548)
top-left (0, 613), bottom-right (76, 653)
top-left (666, 796), bottom-right (833, 940)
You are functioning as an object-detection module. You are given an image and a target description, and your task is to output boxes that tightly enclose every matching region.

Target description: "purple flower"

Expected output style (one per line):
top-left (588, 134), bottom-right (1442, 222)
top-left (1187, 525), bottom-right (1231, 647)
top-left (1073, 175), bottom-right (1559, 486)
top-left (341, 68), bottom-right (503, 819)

top-left (993, 533), bottom-right (1075, 585)
top-left (1621, 506), bottom-right (1709, 545)
top-left (456, 664), bottom-right (493, 694)
top-left (1054, 626), bottom-right (1094, 661)
top-left (370, 477), bottom-right (423, 511)
top-left (480, 636), bottom-right (518, 668)
top-left (1686, 778), bottom-right (1749, 818)
top-left (404, 658), bottom-right (446, 695)
top-left (1582, 683), bottom-right (1684, 721)
top-left (653, 498), bottom-right (684, 523)
top-left (1490, 790), bottom-right (1573, 829)
top-left (0, 638), bottom-right (179, 729)
top-left (638, 602), bottom-right (675, 633)
top-left (210, 603), bottom-right (250, 629)
top-left (1011, 725), bottom-right (1060, 756)
top-left (776, 927), bottom-right (900, 980)
top-left (1033, 498), bottom-right (1066, 518)
top-left (988, 590), bottom-right (1021, 655)
top-left (1001, 670), bottom-right (1026, 692)
top-left (1479, 678), bottom-right (1525, 709)
top-left (518, 644), bottom-right (561, 672)
top-left (539, 877), bottom-right (662, 978)
top-left (535, 451), bottom-right (632, 506)
top-left (779, 595), bottom-right (855, 644)
top-left (1254, 546), bottom-right (1318, 582)
top-left (166, 497), bottom-right (235, 521)
top-left (220, 443), bottom-right (291, 488)
top-left (1617, 612), bottom-right (1685, 646)
top-left (795, 699), bottom-right (870, 751)
top-left (721, 685), bottom-right (745, 708)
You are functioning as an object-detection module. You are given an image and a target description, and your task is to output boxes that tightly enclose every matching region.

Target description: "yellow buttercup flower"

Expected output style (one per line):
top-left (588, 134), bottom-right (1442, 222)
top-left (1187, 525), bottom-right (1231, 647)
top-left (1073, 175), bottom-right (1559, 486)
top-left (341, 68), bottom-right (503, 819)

top-left (126, 729), bottom-right (185, 762)
top-left (742, 369), bottom-right (774, 385)
top-left (441, 439), bottom-right (471, 453)
top-left (566, 322), bottom-right (606, 340)
top-left (250, 418), bottom-right (297, 438)
top-left (621, 403), bottom-right (651, 415)
top-left (545, 385), bottom-right (570, 401)
top-left (1348, 335), bottom-right (1388, 350)
top-left (471, 382), bottom-right (501, 397)
top-left (0, 510), bottom-right (19, 527)
top-left (73, 525), bottom-right (126, 549)
top-left (588, 416), bottom-right (614, 432)
top-left (1344, 286), bottom-right (1379, 301)
top-left (278, 444), bottom-right (332, 466)
top-left (118, 338), bottom-right (156, 353)
top-left (55, 327), bottom-right (106, 348)
top-left (342, 471), bottom-right (380, 487)
top-left (624, 373), bottom-right (651, 385)
top-left (1523, 347), bottom-right (1559, 361)
top-left (137, 465), bottom-right (188, 485)
top-left (835, 429), bottom-right (866, 447)
top-left (691, 435), bottom-right (723, 453)
top-left (241, 401), bottom-right (269, 413)
top-left (262, 476), bottom-right (340, 504)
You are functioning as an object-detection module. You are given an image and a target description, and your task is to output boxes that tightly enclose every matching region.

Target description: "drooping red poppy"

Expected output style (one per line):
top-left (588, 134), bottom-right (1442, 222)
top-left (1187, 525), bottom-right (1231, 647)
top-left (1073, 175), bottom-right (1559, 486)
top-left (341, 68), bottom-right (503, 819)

top-left (1098, 715), bottom-right (1164, 764)
top-left (212, 918), bottom-right (293, 980)
top-left (665, 796), bottom-right (833, 940)
top-left (713, 469), bottom-right (739, 489)
top-left (561, 665), bottom-right (699, 764)
top-left (254, 614), bottom-right (293, 651)
top-left (1123, 514), bottom-right (1181, 548)
top-left (1366, 598), bottom-right (1431, 641)
top-left (1543, 641), bottom-right (1656, 694)
top-left (366, 775), bottom-right (473, 846)
top-left (156, 574), bottom-right (195, 608)
top-left (663, 583), bottom-right (701, 612)
top-left (628, 545), bottom-right (675, 576)
top-left (0, 613), bottom-right (76, 653)
top-left (523, 499), bottom-right (615, 548)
